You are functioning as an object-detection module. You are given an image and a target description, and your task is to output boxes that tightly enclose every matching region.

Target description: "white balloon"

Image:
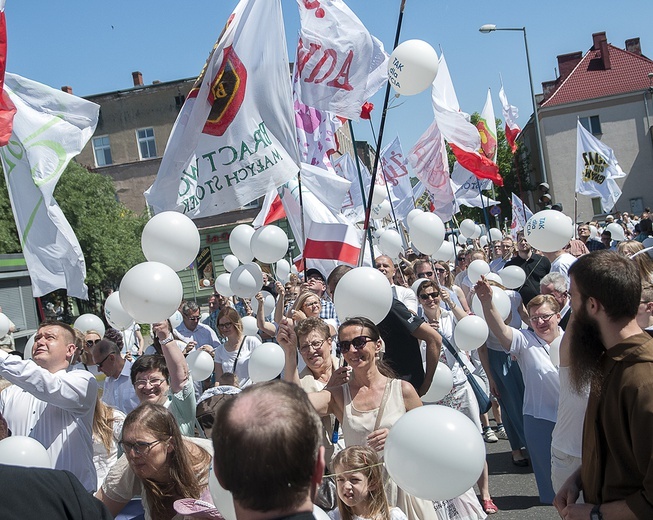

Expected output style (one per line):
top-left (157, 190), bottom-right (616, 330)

top-left (0, 436), bottom-right (52, 468)
top-left (209, 470), bottom-right (237, 520)
top-left (313, 505), bottom-right (330, 520)
top-left (549, 335), bottom-right (562, 367)
top-left (0, 313), bottom-right (10, 338)
top-left (229, 263), bottom-right (263, 299)
top-left (498, 266), bottom-right (526, 290)
top-left (23, 333), bottom-right (35, 360)
top-left (489, 228), bottom-right (503, 242)
top-left (471, 225), bottom-right (482, 240)
top-left (379, 229), bottom-right (403, 259)
top-left (276, 259), bottom-right (291, 283)
top-left (479, 236), bottom-right (488, 248)
top-left (410, 212), bottom-right (445, 256)
top-left (185, 349), bottom-right (214, 381)
top-left (200, 312), bottom-right (209, 323)
top-left (290, 264), bottom-right (299, 275)
top-left (251, 225), bottom-right (289, 264)
top-left (589, 225), bottom-right (599, 239)
top-left (453, 315), bottom-right (489, 352)
top-left (433, 240), bottom-right (456, 263)
top-left (249, 343), bottom-right (285, 383)
top-left (104, 292), bottom-right (135, 331)
top-left (371, 187), bottom-right (387, 206)
top-left (260, 290), bottom-right (276, 316)
top-left (334, 267), bottom-right (393, 324)
top-left (241, 316), bottom-right (259, 337)
top-left (457, 234), bottom-right (468, 246)
top-left (119, 262), bottom-right (183, 324)
top-left (524, 210), bottom-right (574, 252)
top-left (215, 273), bottom-right (234, 297)
top-left (406, 208), bottom-right (424, 230)
top-left (459, 219), bottom-right (477, 239)
top-left (371, 199), bottom-right (392, 220)
top-left (388, 39), bottom-right (439, 96)
top-left (169, 310), bottom-right (183, 329)
top-left (385, 406), bottom-right (486, 500)
top-left (229, 224), bottom-right (255, 263)
top-left (141, 211), bottom-right (200, 272)
top-left (485, 272), bottom-right (502, 285)
top-left (223, 255), bottom-right (240, 273)
top-left (421, 363), bottom-right (454, 403)
top-left (471, 286), bottom-right (511, 321)
top-left (74, 314), bottom-right (106, 337)
top-left (605, 222), bottom-right (625, 242)
top-left (467, 259), bottom-right (490, 284)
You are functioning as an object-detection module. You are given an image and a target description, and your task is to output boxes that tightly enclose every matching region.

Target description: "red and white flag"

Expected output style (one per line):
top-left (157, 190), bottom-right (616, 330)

top-left (294, 95), bottom-right (342, 171)
top-left (295, 0), bottom-right (387, 120)
top-left (499, 83), bottom-right (520, 154)
top-left (0, 0), bottom-right (16, 146)
top-left (510, 192), bottom-right (534, 240)
top-left (380, 136), bottom-right (414, 221)
top-left (477, 89), bottom-right (497, 163)
top-left (145, 0), bottom-right (300, 217)
top-left (304, 221), bottom-right (361, 265)
top-left (431, 53), bottom-right (502, 186)
top-left (408, 119), bottom-right (455, 222)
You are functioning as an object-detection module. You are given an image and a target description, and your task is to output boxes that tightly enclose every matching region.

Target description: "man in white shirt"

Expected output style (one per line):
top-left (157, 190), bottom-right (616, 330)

top-left (0, 321), bottom-right (97, 491)
top-left (375, 254), bottom-right (418, 313)
top-left (543, 248), bottom-right (577, 279)
top-left (92, 339), bottom-right (139, 415)
top-left (176, 301), bottom-right (221, 350)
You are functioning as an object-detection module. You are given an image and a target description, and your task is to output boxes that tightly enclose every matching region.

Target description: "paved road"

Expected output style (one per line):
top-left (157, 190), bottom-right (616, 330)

top-left (480, 434), bottom-right (560, 520)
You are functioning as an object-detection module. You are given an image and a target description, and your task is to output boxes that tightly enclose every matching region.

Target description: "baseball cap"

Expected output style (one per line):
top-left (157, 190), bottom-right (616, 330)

top-left (305, 268), bottom-right (325, 282)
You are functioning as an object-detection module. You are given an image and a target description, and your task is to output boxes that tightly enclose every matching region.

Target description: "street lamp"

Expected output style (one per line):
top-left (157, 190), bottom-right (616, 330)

top-left (479, 24), bottom-right (548, 184)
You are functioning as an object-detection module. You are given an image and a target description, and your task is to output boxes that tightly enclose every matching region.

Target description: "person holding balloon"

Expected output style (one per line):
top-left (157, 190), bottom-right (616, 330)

top-left (214, 307), bottom-right (260, 388)
top-left (277, 316), bottom-right (438, 520)
top-left (130, 320), bottom-right (197, 436)
top-left (289, 290), bottom-right (338, 337)
top-left (416, 280), bottom-right (496, 516)
top-left (475, 278), bottom-right (560, 504)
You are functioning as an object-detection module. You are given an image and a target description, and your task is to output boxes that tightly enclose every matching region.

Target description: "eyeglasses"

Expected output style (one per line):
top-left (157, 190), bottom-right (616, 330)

top-left (417, 271), bottom-right (434, 279)
top-left (119, 439), bottom-right (164, 456)
top-left (529, 313), bottom-right (556, 324)
top-left (186, 315), bottom-right (201, 321)
top-left (337, 335), bottom-right (374, 353)
top-left (217, 322), bottom-right (233, 330)
top-left (419, 292), bottom-right (440, 301)
top-left (134, 378), bottom-right (166, 389)
top-left (299, 338), bottom-right (326, 353)
top-left (434, 268), bottom-right (446, 274)
top-left (96, 353), bottom-right (113, 369)
top-left (86, 339), bottom-right (101, 349)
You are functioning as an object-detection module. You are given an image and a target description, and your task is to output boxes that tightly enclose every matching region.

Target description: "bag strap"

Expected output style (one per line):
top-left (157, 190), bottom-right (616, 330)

top-left (373, 378), bottom-right (393, 431)
top-left (232, 337), bottom-right (246, 371)
top-left (441, 335), bottom-right (473, 378)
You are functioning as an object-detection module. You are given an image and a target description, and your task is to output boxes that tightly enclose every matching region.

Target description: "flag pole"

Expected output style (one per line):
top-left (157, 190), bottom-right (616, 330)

top-left (477, 180), bottom-right (493, 242)
top-left (357, 0), bottom-right (407, 266)
top-left (297, 168), bottom-right (308, 278)
top-left (347, 120), bottom-right (376, 265)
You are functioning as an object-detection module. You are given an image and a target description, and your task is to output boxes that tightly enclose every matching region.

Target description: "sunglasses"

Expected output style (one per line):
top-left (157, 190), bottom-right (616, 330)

top-left (337, 335), bottom-right (374, 353)
top-left (218, 322), bottom-right (233, 330)
top-left (434, 268), bottom-right (446, 274)
top-left (96, 352), bottom-right (113, 369)
top-left (419, 292), bottom-right (440, 301)
top-left (119, 439), bottom-right (164, 456)
top-left (186, 315), bottom-right (201, 321)
top-left (417, 271), bottom-right (434, 279)
top-left (86, 338), bottom-right (101, 349)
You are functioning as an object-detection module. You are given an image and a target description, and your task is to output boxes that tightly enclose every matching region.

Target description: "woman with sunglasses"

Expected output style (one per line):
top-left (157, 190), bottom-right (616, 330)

top-left (97, 403), bottom-right (214, 519)
top-left (476, 278), bottom-right (560, 504)
top-left (278, 317), bottom-right (437, 520)
top-left (70, 330), bottom-right (104, 378)
top-left (416, 281), bottom-right (496, 515)
top-left (130, 321), bottom-right (197, 436)
top-left (433, 261), bottom-right (471, 314)
top-left (214, 307), bottom-right (260, 388)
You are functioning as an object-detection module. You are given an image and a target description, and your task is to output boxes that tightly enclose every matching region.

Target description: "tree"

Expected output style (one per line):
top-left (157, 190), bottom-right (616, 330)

top-left (0, 161), bottom-right (147, 310)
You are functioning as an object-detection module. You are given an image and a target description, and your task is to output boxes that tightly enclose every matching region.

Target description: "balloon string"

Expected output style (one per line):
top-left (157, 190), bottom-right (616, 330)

top-left (324, 462), bottom-right (385, 478)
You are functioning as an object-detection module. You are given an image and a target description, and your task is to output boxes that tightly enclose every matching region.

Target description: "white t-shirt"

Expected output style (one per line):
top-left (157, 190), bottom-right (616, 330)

top-left (392, 285), bottom-right (418, 314)
top-left (550, 253), bottom-right (576, 279)
top-left (509, 328), bottom-right (561, 422)
top-left (214, 336), bottom-right (261, 387)
top-left (551, 366), bottom-right (589, 458)
top-left (486, 289), bottom-right (523, 352)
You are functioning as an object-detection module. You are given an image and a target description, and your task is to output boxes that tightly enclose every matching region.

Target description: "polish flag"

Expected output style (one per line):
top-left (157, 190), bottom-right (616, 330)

top-left (0, 0), bottom-right (16, 146)
top-left (499, 84), bottom-right (521, 154)
top-left (304, 221), bottom-right (361, 265)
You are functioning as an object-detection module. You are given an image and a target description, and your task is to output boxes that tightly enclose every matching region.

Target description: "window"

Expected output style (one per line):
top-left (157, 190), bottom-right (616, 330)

top-left (591, 197), bottom-right (603, 216)
top-left (137, 128), bottom-right (157, 159)
top-left (579, 115), bottom-right (602, 135)
top-left (92, 135), bottom-right (112, 166)
top-left (175, 94), bottom-right (185, 111)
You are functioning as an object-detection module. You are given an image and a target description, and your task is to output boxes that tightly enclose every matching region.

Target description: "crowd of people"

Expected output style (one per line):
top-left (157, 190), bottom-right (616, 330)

top-left (0, 209), bottom-right (651, 520)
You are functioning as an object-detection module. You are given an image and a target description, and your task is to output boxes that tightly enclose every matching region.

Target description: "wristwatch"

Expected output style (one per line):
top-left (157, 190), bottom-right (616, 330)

top-left (160, 335), bottom-right (175, 345)
top-left (590, 504), bottom-right (603, 520)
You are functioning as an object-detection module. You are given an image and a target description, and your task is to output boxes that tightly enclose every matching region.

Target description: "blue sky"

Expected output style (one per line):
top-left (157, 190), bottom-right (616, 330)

top-left (5, 0), bottom-right (651, 160)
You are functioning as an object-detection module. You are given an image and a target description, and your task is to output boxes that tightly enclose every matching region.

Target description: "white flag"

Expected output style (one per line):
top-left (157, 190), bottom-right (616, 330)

top-left (576, 120), bottom-right (626, 213)
top-left (510, 193), bottom-right (534, 240)
top-left (450, 162), bottom-right (498, 211)
top-left (145, 0), bottom-right (300, 217)
top-left (332, 153), bottom-right (367, 223)
top-left (0, 73), bottom-right (98, 298)
top-left (295, 0), bottom-right (388, 120)
top-left (380, 136), bottom-right (415, 221)
top-left (499, 83), bottom-right (520, 153)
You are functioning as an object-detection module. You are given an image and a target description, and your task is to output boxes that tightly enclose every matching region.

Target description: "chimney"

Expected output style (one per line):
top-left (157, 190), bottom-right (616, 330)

top-left (592, 32), bottom-right (611, 70)
top-left (625, 37), bottom-right (642, 56)
top-left (132, 71), bottom-right (144, 87)
top-left (557, 52), bottom-right (583, 82)
top-left (541, 80), bottom-right (558, 100)
top-left (61, 86), bottom-right (73, 95)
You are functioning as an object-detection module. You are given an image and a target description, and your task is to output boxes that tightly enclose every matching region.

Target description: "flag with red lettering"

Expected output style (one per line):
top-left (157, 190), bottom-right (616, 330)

top-left (294, 0), bottom-right (388, 120)
top-left (431, 53), bottom-right (502, 186)
top-left (510, 192), bottom-right (533, 240)
top-left (499, 83), bottom-right (520, 154)
top-left (0, 0), bottom-right (16, 146)
top-left (380, 136), bottom-right (414, 220)
top-left (408, 119), bottom-right (455, 222)
top-left (145, 0), bottom-right (300, 217)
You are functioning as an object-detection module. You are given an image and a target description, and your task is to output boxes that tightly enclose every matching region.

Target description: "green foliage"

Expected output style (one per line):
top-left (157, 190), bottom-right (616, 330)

top-left (0, 161), bottom-right (147, 304)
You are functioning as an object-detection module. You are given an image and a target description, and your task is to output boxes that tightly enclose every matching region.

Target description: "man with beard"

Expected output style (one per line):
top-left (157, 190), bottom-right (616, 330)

top-left (505, 231), bottom-right (551, 305)
top-left (554, 251), bottom-right (653, 520)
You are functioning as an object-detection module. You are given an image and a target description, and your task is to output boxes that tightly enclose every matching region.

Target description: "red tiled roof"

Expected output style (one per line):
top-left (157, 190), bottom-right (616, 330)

top-left (541, 44), bottom-right (653, 107)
